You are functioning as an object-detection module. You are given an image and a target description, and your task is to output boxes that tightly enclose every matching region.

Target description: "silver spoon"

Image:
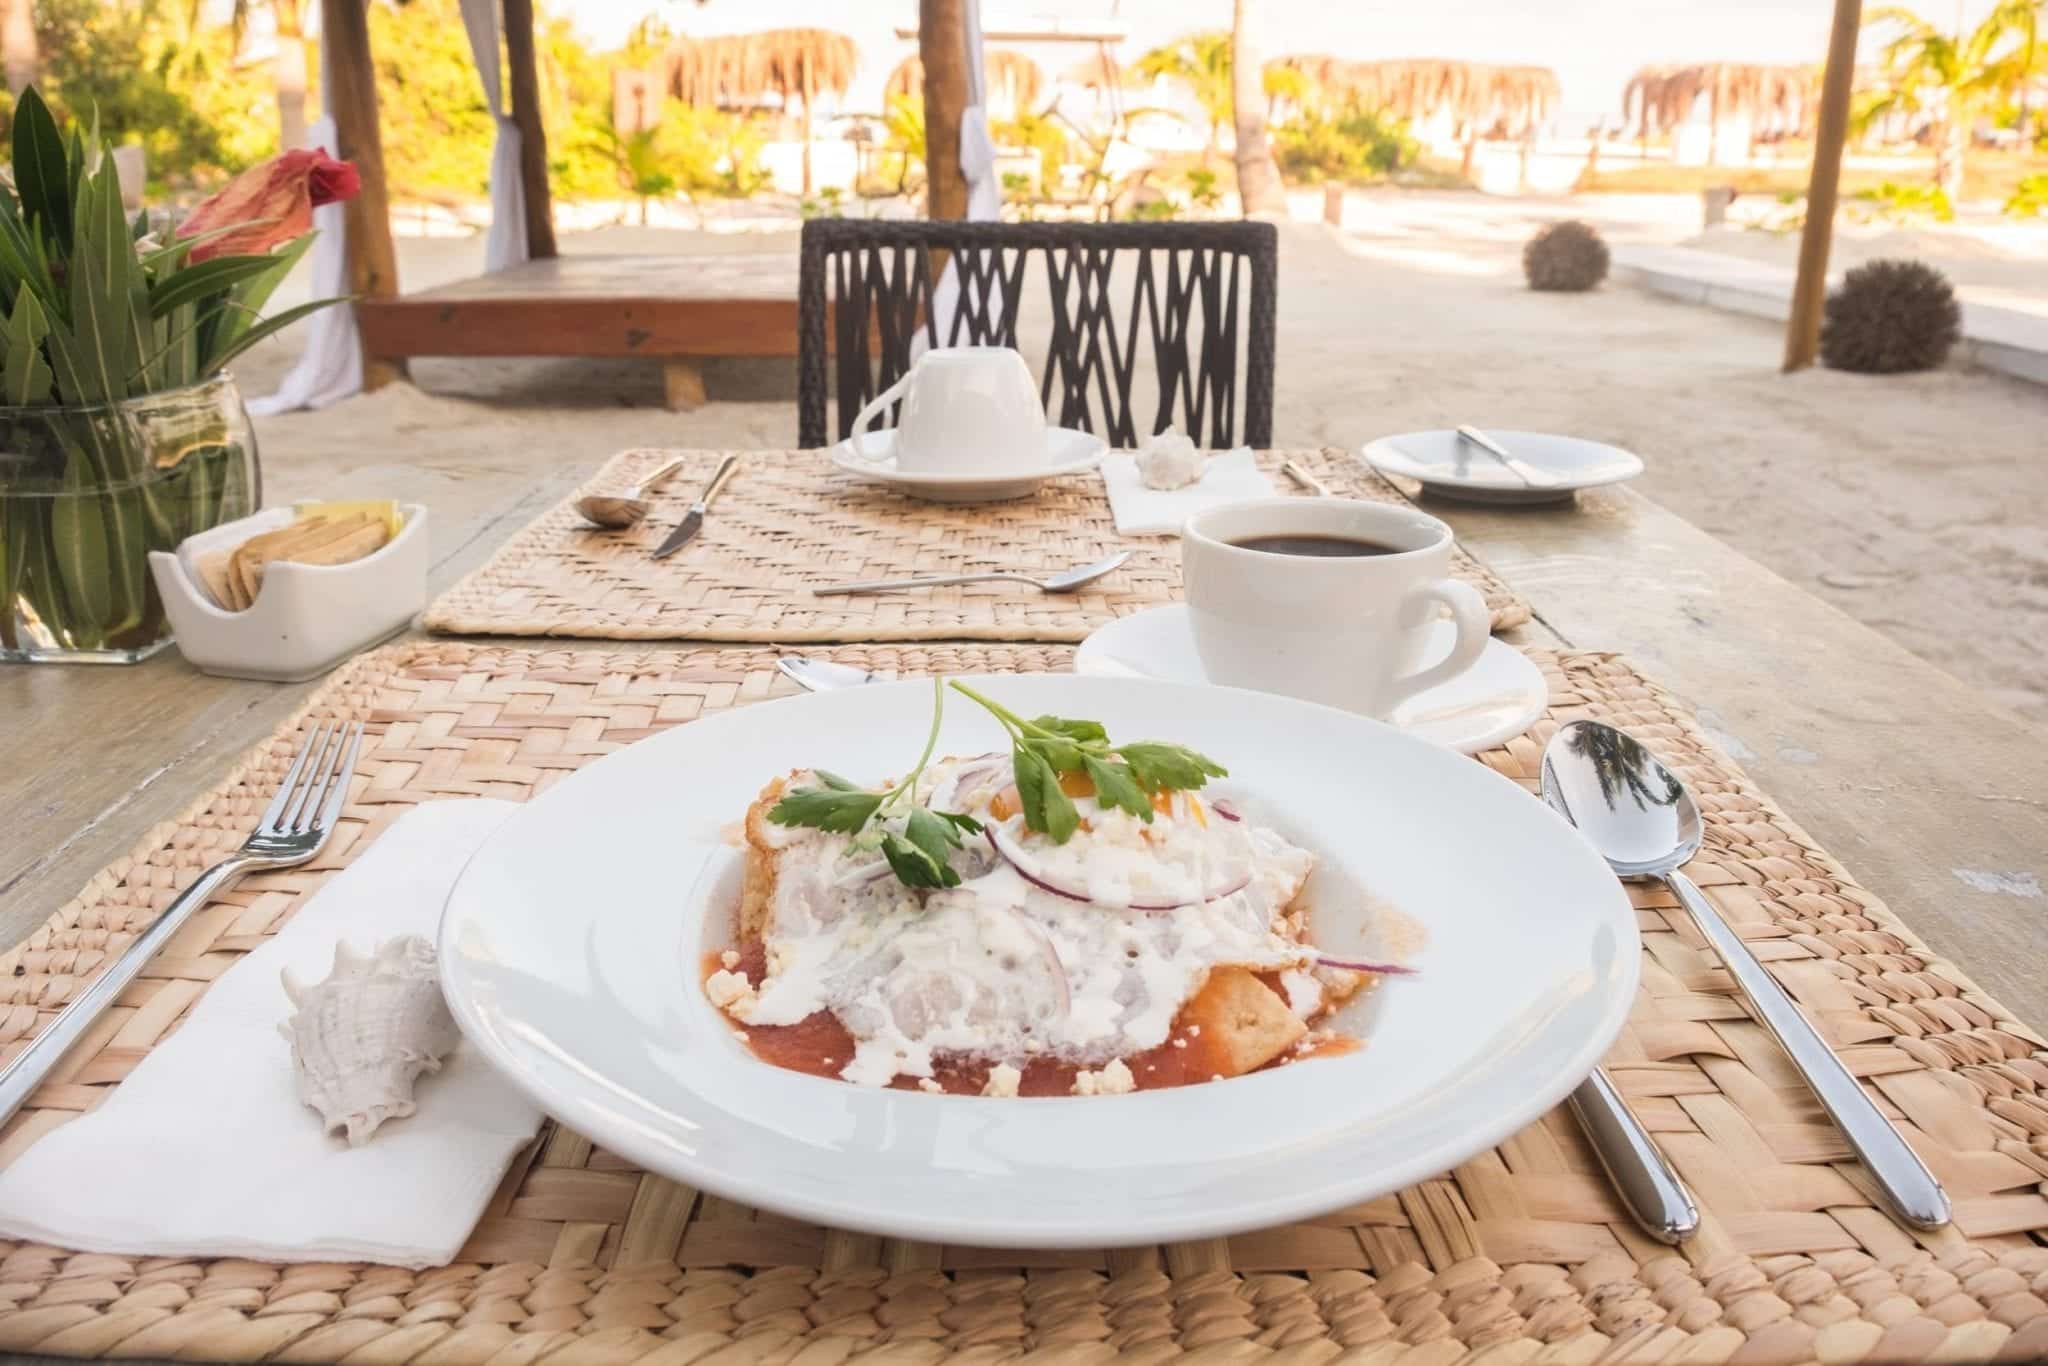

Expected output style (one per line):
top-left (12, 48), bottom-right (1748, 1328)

top-left (813, 550), bottom-right (1131, 597)
top-left (1541, 719), bottom-right (1951, 1232)
top-left (574, 455), bottom-right (687, 529)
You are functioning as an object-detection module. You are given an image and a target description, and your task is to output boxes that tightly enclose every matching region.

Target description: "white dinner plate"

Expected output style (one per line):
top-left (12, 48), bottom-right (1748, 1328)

top-left (438, 675), bottom-right (1637, 1247)
top-left (1076, 608), bottom-right (1547, 755)
top-left (1363, 429), bottom-right (1644, 506)
top-left (830, 428), bottom-right (1106, 503)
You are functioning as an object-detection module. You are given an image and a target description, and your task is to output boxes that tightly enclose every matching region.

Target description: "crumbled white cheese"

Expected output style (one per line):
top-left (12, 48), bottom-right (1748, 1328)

top-left (917, 1078), bottom-right (944, 1095)
top-left (732, 1030), bottom-right (749, 1042)
top-left (705, 969), bottom-right (753, 1009)
top-left (1072, 1058), bottom-right (1136, 1096)
top-left (720, 949), bottom-right (741, 970)
top-left (983, 1064), bottom-right (1022, 1097)
top-left (740, 758), bottom-right (1315, 1088)
top-left (1280, 969), bottom-right (1323, 1019)
top-left (1136, 427), bottom-right (1204, 490)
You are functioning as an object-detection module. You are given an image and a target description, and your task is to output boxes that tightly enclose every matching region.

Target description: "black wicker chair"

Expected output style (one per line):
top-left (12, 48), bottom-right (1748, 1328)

top-left (797, 219), bottom-right (1277, 450)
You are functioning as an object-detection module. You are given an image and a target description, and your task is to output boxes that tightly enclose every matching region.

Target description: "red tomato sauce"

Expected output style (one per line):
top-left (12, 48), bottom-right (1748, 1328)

top-left (705, 942), bottom-right (1353, 1095)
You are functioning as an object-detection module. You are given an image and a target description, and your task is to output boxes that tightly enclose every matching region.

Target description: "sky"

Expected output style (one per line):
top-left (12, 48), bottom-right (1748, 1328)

top-left (556, 0), bottom-right (2007, 121)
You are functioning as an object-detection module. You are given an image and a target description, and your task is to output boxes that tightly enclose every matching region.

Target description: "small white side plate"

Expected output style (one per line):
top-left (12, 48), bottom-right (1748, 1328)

top-left (1364, 430), bottom-right (1644, 506)
top-left (1076, 607), bottom-right (1546, 755)
top-left (830, 428), bottom-right (1106, 503)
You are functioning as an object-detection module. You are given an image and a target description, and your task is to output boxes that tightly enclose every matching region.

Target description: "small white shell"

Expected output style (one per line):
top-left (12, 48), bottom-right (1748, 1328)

top-left (1136, 428), bottom-right (1204, 490)
top-left (279, 936), bottom-right (460, 1147)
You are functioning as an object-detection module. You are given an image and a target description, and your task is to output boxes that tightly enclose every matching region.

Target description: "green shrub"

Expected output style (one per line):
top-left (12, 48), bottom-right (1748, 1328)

top-left (2006, 173), bottom-right (2048, 218)
top-left (1274, 104), bottom-right (1416, 185)
top-left (1852, 180), bottom-right (1955, 223)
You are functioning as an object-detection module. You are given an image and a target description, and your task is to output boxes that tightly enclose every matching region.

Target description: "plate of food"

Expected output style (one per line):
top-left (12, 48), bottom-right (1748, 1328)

top-left (437, 674), bottom-right (1637, 1246)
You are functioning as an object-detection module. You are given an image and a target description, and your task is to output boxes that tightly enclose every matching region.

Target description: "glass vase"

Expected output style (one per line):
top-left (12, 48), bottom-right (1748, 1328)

top-left (0, 375), bottom-right (260, 664)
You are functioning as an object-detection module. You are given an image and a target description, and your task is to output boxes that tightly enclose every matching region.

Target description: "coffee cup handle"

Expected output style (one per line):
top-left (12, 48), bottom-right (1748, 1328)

top-left (848, 372), bottom-right (916, 462)
top-left (1384, 578), bottom-right (1490, 710)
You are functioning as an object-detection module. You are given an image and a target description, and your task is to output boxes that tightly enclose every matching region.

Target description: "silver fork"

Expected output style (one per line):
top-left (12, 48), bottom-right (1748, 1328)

top-left (0, 720), bottom-right (364, 1127)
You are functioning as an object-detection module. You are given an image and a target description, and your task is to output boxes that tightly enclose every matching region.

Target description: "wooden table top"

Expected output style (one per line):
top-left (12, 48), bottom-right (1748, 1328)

top-left (5, 454), bottom-right (2045, 1027)
top-left (394, 252), bottom-right (800, 303)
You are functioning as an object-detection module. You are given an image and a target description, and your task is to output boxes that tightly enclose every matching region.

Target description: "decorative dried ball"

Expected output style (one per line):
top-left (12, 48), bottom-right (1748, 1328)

top-left (1820, 258), bottom-right (1961, 374)
top-left (1523, 220), bottom-right (1610, 292)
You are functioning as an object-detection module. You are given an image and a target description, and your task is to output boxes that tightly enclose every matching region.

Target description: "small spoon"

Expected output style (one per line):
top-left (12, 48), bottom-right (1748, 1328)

top-left (574, 456), bottom-right (687, 529)
top-left (813, 550), bottom-right (1131, 597)
top-left (1541, 719), bottom-right (1951, 1232)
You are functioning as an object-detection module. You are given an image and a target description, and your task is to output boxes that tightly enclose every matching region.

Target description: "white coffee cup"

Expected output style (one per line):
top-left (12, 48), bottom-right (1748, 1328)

top-left (848, 346), bottom-right (1048, 475)
top-left (1181, 498), bottom-right (1490, 719)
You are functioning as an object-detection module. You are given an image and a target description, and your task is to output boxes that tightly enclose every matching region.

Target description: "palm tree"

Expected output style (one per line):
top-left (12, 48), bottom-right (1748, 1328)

top-left (1131, 31), bottom-right (1233, 163)
top-left (1858, 0), bottom-right (2041, 199)
top-left (1231, 0), bottom-right (1286, 213)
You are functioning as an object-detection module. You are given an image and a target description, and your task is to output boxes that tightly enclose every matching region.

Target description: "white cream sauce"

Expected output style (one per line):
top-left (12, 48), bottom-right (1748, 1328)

top-left (732, 759), bottom-right (1321, 1087)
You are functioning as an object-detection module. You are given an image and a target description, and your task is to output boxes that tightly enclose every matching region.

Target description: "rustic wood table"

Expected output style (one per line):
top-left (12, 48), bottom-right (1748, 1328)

top-left (3, 470), bottom-right (2044, 1028)
top-left (353, 253), bottom-right (803, 411)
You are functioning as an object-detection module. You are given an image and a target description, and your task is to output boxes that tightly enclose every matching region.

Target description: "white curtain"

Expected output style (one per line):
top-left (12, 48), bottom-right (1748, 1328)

top-left (247, 50), bottom-right (362, 415)
top-left (923, 0), bottom-right (1000, 353)
top-left (459, 0), bottom-right (528, 272)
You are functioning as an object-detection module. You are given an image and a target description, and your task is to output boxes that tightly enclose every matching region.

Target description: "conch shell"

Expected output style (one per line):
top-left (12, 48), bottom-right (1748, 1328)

top-left (280, 936), bottom-right (460, 1146)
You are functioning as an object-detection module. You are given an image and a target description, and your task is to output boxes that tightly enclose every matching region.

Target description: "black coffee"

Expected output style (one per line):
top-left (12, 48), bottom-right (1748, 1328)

top-left (1228, 534), bottom-right (1402, 558)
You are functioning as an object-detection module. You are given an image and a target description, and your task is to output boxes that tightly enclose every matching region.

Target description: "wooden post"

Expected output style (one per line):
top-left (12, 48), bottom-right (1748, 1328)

top-left (1783, 0), bottom-right (1863, 371)
top-left (320, 0), bottom-right (404, 390)
top-left (502, 0), bottom-right (557, 259)
top-left (919, 0), bottom-right (968, 220)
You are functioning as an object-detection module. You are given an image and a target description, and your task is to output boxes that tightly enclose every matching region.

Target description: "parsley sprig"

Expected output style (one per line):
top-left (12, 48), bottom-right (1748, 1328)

top-left (765, 679), bottom-right (1228, 890)
top-left (947, 682), bottom-right (1226, 843)
top-left (766, 679), bottom-right (981, 888)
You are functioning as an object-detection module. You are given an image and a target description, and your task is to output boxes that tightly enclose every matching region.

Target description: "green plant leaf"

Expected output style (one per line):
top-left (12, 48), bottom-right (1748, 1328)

top-left (2, 289), bottom-right (54, 404)
top-left (202, 234), bottom-right (316, 369)
top-left (63, 159), bottom-right (140, 403)
top-left (197, 295), bottom-right (350, 379)
top-left (11, 89), bottom-right (72, 250)
top-left (50, 441), bottom-right (115, 645)
top-left (148, 254), bottom-right (286, 319)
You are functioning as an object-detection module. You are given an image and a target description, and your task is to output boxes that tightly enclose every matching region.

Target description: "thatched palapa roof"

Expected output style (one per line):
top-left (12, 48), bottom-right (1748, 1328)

top-left (1271, 57), bottom-right (1561, 137)
top-left (1622, 64), bottom-right (1819, 138)
top-left (886, 49), bottom-right (1044, 116)
top-left (663, 28), bottom-right (859, 108)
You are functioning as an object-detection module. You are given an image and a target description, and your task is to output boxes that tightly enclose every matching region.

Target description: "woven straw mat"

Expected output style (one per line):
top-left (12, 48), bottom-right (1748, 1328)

top-left (2, 641), bottom-right (2045, 1365)
top-left (419, 448), bottom-right (1531, 643)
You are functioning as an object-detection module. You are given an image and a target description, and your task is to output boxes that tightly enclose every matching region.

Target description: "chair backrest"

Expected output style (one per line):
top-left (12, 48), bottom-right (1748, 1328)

top-left (797, 219), bottom-right (1277, 450)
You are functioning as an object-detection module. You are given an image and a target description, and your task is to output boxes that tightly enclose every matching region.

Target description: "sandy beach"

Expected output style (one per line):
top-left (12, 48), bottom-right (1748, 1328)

top-left (235, 197), bottom-right (2048, 724)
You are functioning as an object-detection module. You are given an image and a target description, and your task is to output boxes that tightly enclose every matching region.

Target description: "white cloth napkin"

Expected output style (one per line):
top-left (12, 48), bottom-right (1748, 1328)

top-left (1099, 448), bottom-right (1277, 536)
top-left (0, 800), bottom-right (543, 1269)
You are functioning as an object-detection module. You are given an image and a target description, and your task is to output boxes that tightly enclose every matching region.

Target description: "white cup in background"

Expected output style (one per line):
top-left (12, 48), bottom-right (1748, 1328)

top-left (1181, 498), bottom-right (1490, 720)
top-left (848, 346), bottom-right (1047, 474)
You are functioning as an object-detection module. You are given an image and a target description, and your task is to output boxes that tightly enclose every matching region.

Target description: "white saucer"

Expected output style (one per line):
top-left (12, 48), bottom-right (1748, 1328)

top-left (831, 428), bottom-right (1107, 503)
top-left (1075, 607), bottom-right (1547, 755)
top-left (1363, 430), bottom-right (1644, 506)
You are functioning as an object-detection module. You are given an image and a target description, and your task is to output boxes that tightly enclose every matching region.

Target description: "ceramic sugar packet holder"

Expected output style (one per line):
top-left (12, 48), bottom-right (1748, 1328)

top-left (148, 503), bottom-right (428, 682)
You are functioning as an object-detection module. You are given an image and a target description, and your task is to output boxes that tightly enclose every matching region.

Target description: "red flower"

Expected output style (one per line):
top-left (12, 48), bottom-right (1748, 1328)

top-left (177, 149), bottom-right (362, 263)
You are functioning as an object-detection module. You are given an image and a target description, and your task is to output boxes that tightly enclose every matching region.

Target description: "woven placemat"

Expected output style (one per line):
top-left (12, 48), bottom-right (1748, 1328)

top-left (3, 641), bottom-right (2045, 1364)
top-left (420, 448), bottom-right (1532, 642)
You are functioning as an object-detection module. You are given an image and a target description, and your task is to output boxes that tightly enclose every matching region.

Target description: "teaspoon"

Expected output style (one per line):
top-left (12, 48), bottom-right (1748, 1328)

top-left (814, 550), bottom-right (1131, 597)
top-left (574, 456), bottom-right (687, 529)
top-left (1541, 719), bottom-right (1951, 1231)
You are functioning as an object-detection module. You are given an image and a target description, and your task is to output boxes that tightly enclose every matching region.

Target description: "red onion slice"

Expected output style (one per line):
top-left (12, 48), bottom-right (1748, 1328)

top-left (1315, 954), bottom-right (1418, 976)
top-left (986, 823), bottom-right (1250, 911)
top-left (1210, 798), bottom-right (1242, 822)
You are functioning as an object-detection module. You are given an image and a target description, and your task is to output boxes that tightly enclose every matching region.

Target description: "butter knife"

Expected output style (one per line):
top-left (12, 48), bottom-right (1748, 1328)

top-left (651, 454), bottom-right (742, 560)
top-left (1455, 425), bottom-right (1564, 489)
